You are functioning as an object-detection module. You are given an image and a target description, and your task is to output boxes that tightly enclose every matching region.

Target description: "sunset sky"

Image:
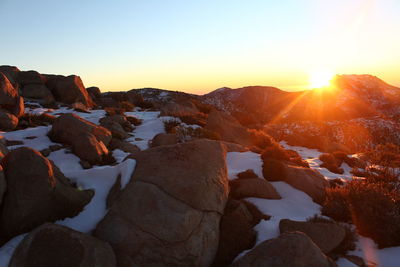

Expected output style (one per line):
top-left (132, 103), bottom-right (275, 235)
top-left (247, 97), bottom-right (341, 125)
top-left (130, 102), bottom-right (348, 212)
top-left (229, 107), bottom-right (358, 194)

top-left (1, 0), bottom-right (399, 94)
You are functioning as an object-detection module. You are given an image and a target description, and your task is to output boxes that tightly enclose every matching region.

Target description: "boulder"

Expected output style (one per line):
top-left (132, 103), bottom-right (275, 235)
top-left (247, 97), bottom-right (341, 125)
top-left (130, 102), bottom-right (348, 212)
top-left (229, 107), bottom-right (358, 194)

top-left (0, 166), bottom-right (5, 207)
top-left (212, 199), bottom-right (265, 266)
top-left (0, 65), bottom-right (20, 86)
top-left (17, 70), bottom-right (46, 85)
top-left (0, 136), bottom-right (9, 159)
top-left (87, 86), bottom-right (101, 99)
top-left (100, 119), bottom-right (128, 140)
top-left (0, 147), bottom-right (94, 243)
top-left (0, 72), bottom-right (19, 107)
top-left (263, 159), bottom-right (329, 204)
top-left (11, 96), bottom-right (24, 117)
top-left (221, 141), bottom-right (249, 152)
top-left (21, 84), bottom-right (55, 103)
top-left (109, 138), bottom-right (140, 154)
top-left (0, 110), bottom-right (18, 131)
top-left (231, 232), bottom-right (336, 267)
top-left (151, 133), bottom-right (179, 147)
top-left (47, 75), bottom-right (93, 108)
top-left (205, 110), bottom-right (253, 146)
top-left (48, 113), bottom-right (112, 164)
top-left (94, 140), bottom-right (229, 266)
top-left (230, 178), bottom-right (281, 199)
top-left (9, 223), bottom-right (116, 267)
top-left (279, 219), bottom-right (346, 254)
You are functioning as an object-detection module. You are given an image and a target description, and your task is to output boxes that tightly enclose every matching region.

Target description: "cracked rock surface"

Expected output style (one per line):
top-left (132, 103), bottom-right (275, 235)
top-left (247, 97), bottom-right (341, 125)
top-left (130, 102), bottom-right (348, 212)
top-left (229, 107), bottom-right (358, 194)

top-left (94, 139), bottom-right (229, 266)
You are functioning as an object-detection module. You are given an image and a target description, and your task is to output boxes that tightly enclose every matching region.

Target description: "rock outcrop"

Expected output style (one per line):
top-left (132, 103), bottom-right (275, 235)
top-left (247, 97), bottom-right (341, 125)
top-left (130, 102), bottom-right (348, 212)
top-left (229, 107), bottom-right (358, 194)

top-left (231, 232), bottom-right (336, 267)
top-left (94, 140), bottom-right (229, 266)
top-left (151, 133), bottom-right (179, 147)
top-left (263, 159), bottom-right (329, 204)
top-left (279, 219), bottom-right (346, 254)
top-left (0, 147), bottom-right (93, 243)
top-left (48, 113), bottom-right (112, 164)
top-left (9, 223), bottom-right (116, 267)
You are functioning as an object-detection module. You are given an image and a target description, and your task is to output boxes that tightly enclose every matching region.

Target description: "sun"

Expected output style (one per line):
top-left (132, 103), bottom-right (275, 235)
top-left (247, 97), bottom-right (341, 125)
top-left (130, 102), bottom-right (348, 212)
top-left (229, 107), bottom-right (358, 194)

top-left (309, 70), bottom-right (335, 89)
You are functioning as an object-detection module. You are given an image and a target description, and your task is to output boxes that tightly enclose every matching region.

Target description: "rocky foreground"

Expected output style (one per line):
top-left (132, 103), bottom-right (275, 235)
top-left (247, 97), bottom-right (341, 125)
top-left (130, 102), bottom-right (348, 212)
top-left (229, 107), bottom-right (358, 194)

top-left (0, 66), bottom-right (399, 266)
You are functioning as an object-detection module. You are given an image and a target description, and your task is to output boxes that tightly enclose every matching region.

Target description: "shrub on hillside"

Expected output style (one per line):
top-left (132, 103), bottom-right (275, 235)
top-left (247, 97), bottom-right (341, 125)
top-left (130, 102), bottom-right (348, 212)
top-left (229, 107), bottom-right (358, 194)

top-left (177, 112), bottom-right (207, 127)
top-left (247, 129), bottom-right (274, 149)
top-left (262, 158), bottom-right (287, 181)
top-left (287, 150), bottom-right (310, 168)
top-left (323, 178), bottom-right (400, 248)
top-left (319, 153), bottom-right (344, 174)
top-left (18, 113), bottom-right (56, 129)
top-left (261, 141), bottom-right (290, 162)
top-left (163, 119), bottom-right (180, 134)
top-left (126, 116), bottom-right (142, 126)
top-left (322, 186), bottom-right (351, 223)
top-left (177, 127), bottom-right (221, 141)
top-left (120, 101), bottom-right (135, 111)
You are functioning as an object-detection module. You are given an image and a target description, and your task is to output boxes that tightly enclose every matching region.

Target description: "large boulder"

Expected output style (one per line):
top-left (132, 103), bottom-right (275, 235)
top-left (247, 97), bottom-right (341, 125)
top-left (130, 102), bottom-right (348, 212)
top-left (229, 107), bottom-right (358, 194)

top-left (205, 110), bottom-right (253, 146)
top-left (0, 72), bottom-right (19, 107)
top-left (0, 166), bottom-right (5, 207)
top-left (94, 140), bottom-right (229, 266)
top-left (212, 199), bottom-right (266, 266)
top-left (263, 159), bottom-right (329, 204)
top-left (231, 232), bottom-right (336, 267)
top-left (46, 75), bottom-right (93, 108)
top-left (109, 138), bottom-right (140, 154)
top-left (21, 84), bottom-right (55, 105)
top-left (0, 65), bottom-right (20, 86)
top-left (17, 70), bottom-right (46, 86)
top-left (151, 133), bottom-right (179, 147)
top-left (0, 147), bottom-right (93, 243)
top-left (279, 219), bottom-right (346, 254)
top-left (99, 115), bottom-right (131, 140)
top-left (48, 113), bottom-right (112, 164)
top-left (0, 110), bottom-right (18, 131)
top-left (86, 86), bottom-right (101, 99)
top-left (229, 178), bottom-right (281, 199)
top-left (9, 223), bottom-right (116, 267)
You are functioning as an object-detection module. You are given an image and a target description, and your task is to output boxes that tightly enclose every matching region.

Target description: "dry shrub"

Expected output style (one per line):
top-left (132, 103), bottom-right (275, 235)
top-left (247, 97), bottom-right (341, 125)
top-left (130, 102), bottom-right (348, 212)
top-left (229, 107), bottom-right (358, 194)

top-left (126, 116), bottom-right (142, 126)
top-left (261, 141), bottom-right (290, 162)
top-left (120, 101), bottom-right (135, 111)
top-left (247, 129), bottom-right (274, 149)
top-left (177, 112), bottom-right (207, 127)
top-left (319, 153), bottom-right (344, 174)
top-left (163, 119), bottom-right (180, 134)
top-left (177, 127), bottom-right (221, 141)
top-left (18, 113), bottom-right (56, 129)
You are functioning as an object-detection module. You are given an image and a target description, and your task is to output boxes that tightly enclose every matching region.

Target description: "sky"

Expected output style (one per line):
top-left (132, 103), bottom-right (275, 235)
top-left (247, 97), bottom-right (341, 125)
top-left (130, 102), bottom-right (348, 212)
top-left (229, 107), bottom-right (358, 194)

top-left (0, 0), bottom-right (399, 94)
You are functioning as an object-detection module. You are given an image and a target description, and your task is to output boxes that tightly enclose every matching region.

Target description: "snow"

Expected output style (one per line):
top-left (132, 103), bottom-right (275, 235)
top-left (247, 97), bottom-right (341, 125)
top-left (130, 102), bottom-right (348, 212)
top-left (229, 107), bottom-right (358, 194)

top-left (0, 234), bottom-right (26, 266)
top-left (1, 126), bottom-right (55, 151)
top-left (248, 182), bottom-right (321, 244)
top-left (48, 149), bottom-right (83, 172)
top-left (125, 111), bottom-right (175, 150)
top-left (280, 141), bottom-right (353, 180)
top-left (56, 159), bottom-right (136, 233)
top-left (226, 151), bottom-right (263, 180)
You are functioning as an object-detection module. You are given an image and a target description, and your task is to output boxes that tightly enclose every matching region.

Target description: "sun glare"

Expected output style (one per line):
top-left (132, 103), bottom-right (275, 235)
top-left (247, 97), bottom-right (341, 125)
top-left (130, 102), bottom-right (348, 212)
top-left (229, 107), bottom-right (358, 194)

top-left (309, 70), bottom-right (335, 89)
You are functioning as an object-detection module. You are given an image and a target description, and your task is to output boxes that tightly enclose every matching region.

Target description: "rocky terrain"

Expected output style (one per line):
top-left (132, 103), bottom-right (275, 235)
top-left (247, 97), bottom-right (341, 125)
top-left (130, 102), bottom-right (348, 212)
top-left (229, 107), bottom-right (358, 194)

top-left (0, 65), bottom-right (399, 266)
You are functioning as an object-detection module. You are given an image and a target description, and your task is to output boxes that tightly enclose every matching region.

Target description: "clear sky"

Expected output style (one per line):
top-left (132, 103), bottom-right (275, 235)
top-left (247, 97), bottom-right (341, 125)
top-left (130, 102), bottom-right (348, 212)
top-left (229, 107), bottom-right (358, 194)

top-left (1, 0), bottom-right (399, 94)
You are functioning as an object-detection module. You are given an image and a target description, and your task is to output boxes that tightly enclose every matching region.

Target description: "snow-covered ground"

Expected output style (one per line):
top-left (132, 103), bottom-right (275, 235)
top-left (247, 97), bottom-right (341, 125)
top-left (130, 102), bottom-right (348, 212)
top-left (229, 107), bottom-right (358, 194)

top-left (280, 141), bottom-right (353, 180)
top-left (1, 105), bottom-right (399, 266)
top-left (226, 150), bottom-right (400, 267)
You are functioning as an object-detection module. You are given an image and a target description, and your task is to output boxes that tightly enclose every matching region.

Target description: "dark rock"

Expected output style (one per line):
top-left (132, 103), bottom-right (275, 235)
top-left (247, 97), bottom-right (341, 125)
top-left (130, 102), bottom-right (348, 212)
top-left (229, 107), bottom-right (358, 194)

top-left (109, 138), bottom-right (140, 154)
top-left (237, 169), bottom-right (258, 179)
top-left (345, 255), bottom-right (366, 267)
top-left (49, 144), bottom-right (63, 151)
top-left (9, 223), bottom-right (116, 267)
top-left (151, 133), bottom-right (179, 147)
top-left (79, 160), bottom-right (92, 169)
top-left (0, 166), bottom-right (5, 207)
top-left (17, 70), bottom-right (46, 85)
top-left (87, 86), bottom-right (101, 99)
top-left (94, 140), bottom-right (229, 266)
top-left (46, 75), bottom-right (93, 108)
top-left (0, 65), bottom-right (20, 86)
top-left (0, 147), bottom-right (94, 243)
top-left (0, 72), bottom-right (19, 107)
top-left (230, 178), bottom-right (281, 199)
top-left (21, 84), bottom-right (55, 106)
top-left (212, 198), bottom-right (265, 266)
top-left (0, 136), bottom-right (9, 159)
top-left (11, 96), bottom-right (24, 117)
top-left (0, 110), bottom-right (18, 131)
top-left (263, 159), bottom-right (329, 204)
top-left (232, 232), bottom-right (336, 267)
top-left (48, 113), bottom-right (112, 164)
top-left (205, 109), bottom-right (253, 146)
top-left (279, 219), bottom-right (346, 254)
top-left (5, 139), bottom-right (23, 146)
top-left (39, 148), bottom-right (51, 157)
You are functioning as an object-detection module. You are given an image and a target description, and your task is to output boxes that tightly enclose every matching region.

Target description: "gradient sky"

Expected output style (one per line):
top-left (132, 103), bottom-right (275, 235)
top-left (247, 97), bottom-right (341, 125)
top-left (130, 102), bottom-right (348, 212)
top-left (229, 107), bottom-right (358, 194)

top-left (1, 0), bottom-right (399, 94)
